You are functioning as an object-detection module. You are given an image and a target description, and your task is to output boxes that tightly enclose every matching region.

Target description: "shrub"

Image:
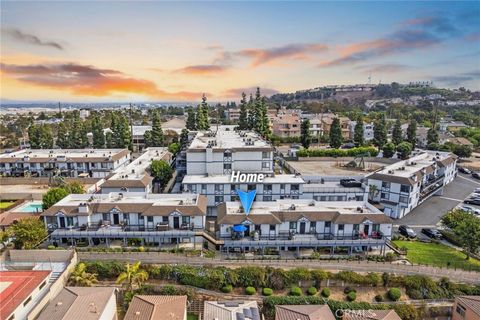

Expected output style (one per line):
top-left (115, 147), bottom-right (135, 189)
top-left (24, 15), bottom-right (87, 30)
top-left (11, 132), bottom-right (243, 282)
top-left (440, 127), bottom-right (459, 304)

top-left (374, 294), bottom-right (384, 302)
top-left (290, 286), bottom-right (303, 296)
top-left (221, 285), bottom-right (233, 293)
top-left (388, 288), bottom-right (402, 301)
top-left (47, 245), bottom-right (56, 250)
top-left (138, 246), bottom-right (145, 252)
top-left (344, 286), bottom-right (356, 294)
top-left (245, 286), bottom-right (256, 295)
top-left (263, 288), bottom-right (273, 296)
top-left (321, 288), bottom-right (330, 297)
top-left (346, 291), bottom-right (357, 301)
top-left (297, 146), bottom-right (379, 158)
top-left (307, 287), bottom-right (318, 296)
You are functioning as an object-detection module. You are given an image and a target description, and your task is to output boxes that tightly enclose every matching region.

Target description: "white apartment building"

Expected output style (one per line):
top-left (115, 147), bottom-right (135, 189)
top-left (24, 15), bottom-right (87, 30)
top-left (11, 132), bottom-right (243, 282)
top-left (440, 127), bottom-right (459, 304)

top-left (41, 192), bottom-right (207, 247)
top-left (101, 147), bottom-right (172, 193)
top-left (368, 151), bottom-right (457, 219)
top-left (0, 148), bottom-right (130, 178)
top-left (217, 199), bottom-right (392, 254)
top-left (348, 121), bottom-right (375, 141)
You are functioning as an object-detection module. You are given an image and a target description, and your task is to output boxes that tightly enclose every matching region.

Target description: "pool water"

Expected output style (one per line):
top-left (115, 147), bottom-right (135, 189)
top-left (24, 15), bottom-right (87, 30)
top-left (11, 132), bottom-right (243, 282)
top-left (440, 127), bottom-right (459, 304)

top-left (19, 203), bottom-right (43, 213)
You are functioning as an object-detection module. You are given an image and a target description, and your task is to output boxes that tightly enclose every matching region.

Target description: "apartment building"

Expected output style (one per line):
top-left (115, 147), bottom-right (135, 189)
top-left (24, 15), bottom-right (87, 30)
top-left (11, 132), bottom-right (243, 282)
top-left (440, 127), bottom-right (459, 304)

top-left (101, 147), bottom-right (172, 193)
top-left (368, 151), bottom-right (457, 219)
top-left (41, 192), bottom-right (207, 247)
top-left (348, 121), bottom-right (375, 141)
top-left (272, 113), bottom-right (301, 138)
top-left (216, 199), bottom-right (392, 254)
top-left (308, 114), bottom-right (351, 140)
top-left (0, 148), bottom-right (130, 178)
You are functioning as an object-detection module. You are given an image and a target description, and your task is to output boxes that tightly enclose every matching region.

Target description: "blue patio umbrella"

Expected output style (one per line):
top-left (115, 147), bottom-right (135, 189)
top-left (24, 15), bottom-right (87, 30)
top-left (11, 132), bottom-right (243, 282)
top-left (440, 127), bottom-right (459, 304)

top-left (232, 225), bottom-right (248, 232)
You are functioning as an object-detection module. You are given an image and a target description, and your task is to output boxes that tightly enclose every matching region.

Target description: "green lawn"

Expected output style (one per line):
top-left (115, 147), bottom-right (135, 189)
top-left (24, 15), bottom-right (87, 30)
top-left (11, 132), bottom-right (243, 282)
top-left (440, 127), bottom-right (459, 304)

top-left (393, 240), bottom-right (480, 271)
top-left (187, 314), bottom-right (198, 320)
top-left (0, 201), bottom-right (15, 209)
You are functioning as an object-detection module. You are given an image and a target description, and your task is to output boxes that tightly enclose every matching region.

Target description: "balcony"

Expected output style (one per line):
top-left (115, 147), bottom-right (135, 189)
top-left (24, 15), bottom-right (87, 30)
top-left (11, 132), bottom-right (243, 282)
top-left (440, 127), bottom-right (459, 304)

top-left (420, 175), bottom-right (445, 201)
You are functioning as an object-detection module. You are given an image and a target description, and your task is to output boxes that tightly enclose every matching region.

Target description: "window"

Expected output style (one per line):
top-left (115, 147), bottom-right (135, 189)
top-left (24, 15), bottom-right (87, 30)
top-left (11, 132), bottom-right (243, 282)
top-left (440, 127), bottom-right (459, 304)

top-left (325, 221), bottom-right (331, 229)
top-left (102, 213), bottom-right (109, 221)
top-left (280, 184), bottom-right (285, 190)
top-left (291, 184), bottom-right (299, 191)
top-left (223, 151), bottom-right (231, 157)
top-left (23, 296), bottom-right (32, 307)
top-left (231, 195), bottom-right (239, 201)
top-left (338, 224), bottom-right (344, 232)
top-left (262, 151), bottom-right (269, 159)
top-left (230, 184), bottom-right (237, 191)
top-left (292, 196), bottom-right (299, 199)
top-left (382, 181), bottom-right (390, 189)
top-left (355, 195), bottom-right (364, 201)
top-left (182, 216), bottom-right (190, 224)
top-left (223, 163), bottom-right (232, 170)
top-left (188, 184), bottom-right (197, 193)
top-left (456, 304), bottom-right (466, 317)
top-left (39, 281), bottom-right (47, 290)
top-left (399, 196), bottom-right (408, 203)
top-left (400, 185), bottom-right (410, 193)
top-left (381, 193), bottom-right (389, 200)
top-left (310, 222), bottom-right (316, 232)
top-left (353, 224), bottom-right (359, 232)
top-left (289, 222), bottom-right (297, 230)
top-left (147, 216), bottom-right (153, 222)
top-left (270, 224), bottom-right (276, 231)
top-left (162, 216), bottom-right (169, 222)
top-left (262, 162), bottom-right (270, 169)
top-left (264, 184), bottom-right (272, 191)
top-left (248, 184), bottom-right (255, 191)
top-left (67, 217), bottom-right (74, 226)
top-left (215, 184), bottom-right (224, 191)
top-left (336, 196), bottom-right (345, 201)
top-left (215, 196), bottom-right (224, 203)
top-left (373, 224), bottom-right (380, 232)
top-left (263, 196), bottom-right (272, 201)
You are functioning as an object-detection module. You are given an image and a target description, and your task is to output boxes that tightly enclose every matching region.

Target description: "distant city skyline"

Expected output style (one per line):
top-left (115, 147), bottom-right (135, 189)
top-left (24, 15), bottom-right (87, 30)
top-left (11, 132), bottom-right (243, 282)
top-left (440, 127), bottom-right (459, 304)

top-left (1, 1), bottom-right (479, 102)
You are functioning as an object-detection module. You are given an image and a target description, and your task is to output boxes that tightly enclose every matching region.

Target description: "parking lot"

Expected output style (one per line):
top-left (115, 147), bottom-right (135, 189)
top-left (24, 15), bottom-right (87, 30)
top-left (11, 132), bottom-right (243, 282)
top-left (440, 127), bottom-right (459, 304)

top-left (395, 173), bottom-right (480, 238)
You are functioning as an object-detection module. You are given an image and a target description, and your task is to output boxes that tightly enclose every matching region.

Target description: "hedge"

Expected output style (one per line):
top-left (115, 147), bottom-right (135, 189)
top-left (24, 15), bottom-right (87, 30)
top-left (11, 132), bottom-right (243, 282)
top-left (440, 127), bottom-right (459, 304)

top-left (347, 291), bottom-right (357, 301)
top-left (221, 285), bottom-right (233, 293)
top-left (388, 288), bottom-right (401, 301)
top-left (375, 294), bottom-right (384, 302)
top-left (321, 288), bottom-right (330, 297)
top-left (245, 287), bottom-right (256, 295)
top-left (307, 287), bottom-right (318, 296)
top-left (296, 146), bottom-right (379, 158)
top-left (262, 288), bottom-right (273, 296)
top-left (289, 286), bottom-right (303, 296)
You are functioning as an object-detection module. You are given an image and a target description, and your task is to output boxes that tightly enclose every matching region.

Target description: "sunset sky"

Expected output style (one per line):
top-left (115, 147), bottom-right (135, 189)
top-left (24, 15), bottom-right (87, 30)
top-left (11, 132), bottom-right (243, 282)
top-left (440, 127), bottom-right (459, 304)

top-left (1, 1), bottom-right (479, 103)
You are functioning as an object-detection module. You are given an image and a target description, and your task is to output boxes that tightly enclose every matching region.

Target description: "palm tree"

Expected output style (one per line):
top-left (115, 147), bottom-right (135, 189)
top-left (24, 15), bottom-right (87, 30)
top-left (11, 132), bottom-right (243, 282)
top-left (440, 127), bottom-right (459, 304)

top-left (116, 261), bottom-right (149, 292)
top-left (69, 263), bottom-right (98, 287)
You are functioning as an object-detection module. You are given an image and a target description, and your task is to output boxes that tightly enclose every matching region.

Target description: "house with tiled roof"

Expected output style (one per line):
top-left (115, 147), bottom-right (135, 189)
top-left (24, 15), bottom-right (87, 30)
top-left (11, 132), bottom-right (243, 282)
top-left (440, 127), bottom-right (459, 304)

top-left (343, 309), bottom-right (401, 320)
top-left (124, 295), bottom-right (187, 320)
top-left (452, 295), bottom-right (480, 320)
top-left (275, 304), bottom-right (335, 320)
top-left (203, 300), bottom-right (260, 320)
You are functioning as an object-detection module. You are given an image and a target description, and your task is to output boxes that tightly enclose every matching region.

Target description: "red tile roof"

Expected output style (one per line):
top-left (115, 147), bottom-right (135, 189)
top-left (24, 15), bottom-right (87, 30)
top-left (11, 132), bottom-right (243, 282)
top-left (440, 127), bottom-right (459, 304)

top-left (0, 270), bottom-right (51, 320)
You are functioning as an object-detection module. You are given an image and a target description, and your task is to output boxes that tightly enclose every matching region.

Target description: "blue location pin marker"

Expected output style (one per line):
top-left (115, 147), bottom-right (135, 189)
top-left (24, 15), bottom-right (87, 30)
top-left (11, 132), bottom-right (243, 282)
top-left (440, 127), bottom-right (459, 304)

top-left (236, 189), bottom-right (256, 215)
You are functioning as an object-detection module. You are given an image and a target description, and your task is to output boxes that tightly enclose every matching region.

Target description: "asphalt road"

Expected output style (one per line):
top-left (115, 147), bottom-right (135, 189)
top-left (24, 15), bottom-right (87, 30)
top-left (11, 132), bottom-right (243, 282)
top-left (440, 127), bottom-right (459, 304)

top-left (394, 173), bottom-right (480, 237)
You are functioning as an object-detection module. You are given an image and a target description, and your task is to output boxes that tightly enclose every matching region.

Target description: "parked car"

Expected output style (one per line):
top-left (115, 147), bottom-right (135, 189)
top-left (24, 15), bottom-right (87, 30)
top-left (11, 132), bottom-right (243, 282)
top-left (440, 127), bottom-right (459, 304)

top-left (340, 178), bottom-right (362, 188)
top-left (475, 187), bottom-right (480, 193)
top-left (464, 198), bottom-right (480, 205)
top-left (458, 167), bottom-right (472, 174)
top-left (472, 172), bottom-right (480, 180)
top-left (398, 225), bottom-right (417, 238)
top-left (421, 228), bottom-right (443, 239)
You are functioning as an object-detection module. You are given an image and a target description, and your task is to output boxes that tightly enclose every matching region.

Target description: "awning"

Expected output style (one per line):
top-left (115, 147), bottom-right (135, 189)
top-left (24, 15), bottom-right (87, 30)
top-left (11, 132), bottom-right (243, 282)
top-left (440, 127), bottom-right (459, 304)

top-left (232, 225), bottom-right (247, 232)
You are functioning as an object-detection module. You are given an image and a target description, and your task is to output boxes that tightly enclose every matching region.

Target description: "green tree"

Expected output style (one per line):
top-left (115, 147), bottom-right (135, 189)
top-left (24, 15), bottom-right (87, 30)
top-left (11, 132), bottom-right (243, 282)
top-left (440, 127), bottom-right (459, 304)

top-left (111, 113), bottom-right (132, 149)
top-left (69, 263), bottom-right (98, 287)
top-left (70, 111), bottom-right (85, 148)
top-left (92, 113), bottom-right (105, 148)
top-left (196, 95), bottom-right (210, 130)
top-left (383, 142), bottom-right (396, 158)
top-left (260, 96), bottom-right (271, 138)
top-left (427, 127), bottom-right (439, 145)
top-left (238, 92), bottom-right (249, 130)
top-left (29, 124), bottom-right (54, 149)
top-left (329, 118), bottom-right (343, 149)
top-left (168, 142), bottom-right (180, 155)
top-left (116, 261), bottom-right (149, 292)
top-left (150, 159), bottom-right (173, 190)
top-left (353, 117), bottom-right (365, 147)
top-left (145, 110), bottom-right (164, 147)
top-left (180, 129), bottom-right (189, 149)
top-left (42, 187), bottom-right (70, 209)
top-left (373, 115), bottom-right (388, 148)
top-left (28, 124), bottom-right (40, 148)
top-left (452, 145), bottom-right (472, 158)
top-left (7, 217), bottom-right (47, 249)
top-left (247, 94), bottom-right (255, 130)
top-left (300, 119), bottom-right (311, 149)
top-left (406, 119), bottom-right (417, 148)
top-left (186, 108), bottom-right (197, 130)
top-left (56, 122), bottom-right (70, 148)
top-left (454, 214), bottom-right (480, 258)
top-left (396, 141), bottom-right (413, 159)
top-left (392, 118), bottom-right (403, 146)
top-left (253, 88), bottom-right (263, 133)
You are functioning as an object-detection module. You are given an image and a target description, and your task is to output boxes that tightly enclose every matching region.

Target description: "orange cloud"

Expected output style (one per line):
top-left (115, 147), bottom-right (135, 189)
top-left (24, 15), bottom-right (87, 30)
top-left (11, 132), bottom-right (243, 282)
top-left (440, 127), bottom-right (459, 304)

top-left (1, 62), bottom-right (205, 101)
top-left (173, 65), bottom-right (229, 76)
top-left (237, 43), bottom-right (328, 67)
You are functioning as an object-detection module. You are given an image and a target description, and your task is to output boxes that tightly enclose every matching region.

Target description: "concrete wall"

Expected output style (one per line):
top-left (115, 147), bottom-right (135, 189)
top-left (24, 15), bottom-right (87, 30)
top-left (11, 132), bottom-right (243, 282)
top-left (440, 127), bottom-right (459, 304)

top-left (10, 249), bottom-right (74, 262)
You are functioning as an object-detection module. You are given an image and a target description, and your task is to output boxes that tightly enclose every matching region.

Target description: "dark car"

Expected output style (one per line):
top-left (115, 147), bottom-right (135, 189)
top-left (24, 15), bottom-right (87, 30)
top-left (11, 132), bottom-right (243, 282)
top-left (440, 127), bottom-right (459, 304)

top-left (340, 178), bottom-right (362, 188)
top-left (464, 198), bottom-right (480, 205)
top-left (458, 167), bottom-right (472, 174)
top-left (399, 225), bottom-right (417, 238)
top-left (472, 172), bottom-right (480, 180)
top-left (421, 228), bottom-right (442, 239)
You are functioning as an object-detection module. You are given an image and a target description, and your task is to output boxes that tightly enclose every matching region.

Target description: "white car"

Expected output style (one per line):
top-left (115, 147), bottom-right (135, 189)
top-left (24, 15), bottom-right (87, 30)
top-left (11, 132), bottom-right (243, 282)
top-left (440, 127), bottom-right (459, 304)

top-left (460, 205), bottom-right (480, 215)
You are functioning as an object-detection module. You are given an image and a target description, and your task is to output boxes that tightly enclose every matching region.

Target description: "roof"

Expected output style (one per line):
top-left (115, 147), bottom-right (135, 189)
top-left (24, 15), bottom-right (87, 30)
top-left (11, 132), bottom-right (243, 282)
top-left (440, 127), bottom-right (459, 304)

top-left (0, 270), bottom-right (51, 319)
top-left (456, 295), bottom-right (480, 316)
top-left (36, 287), bottom-right (116, 320)
top-left (203, 300), bottom-right (260, 320)
top-left (275, 305), bottom-right (335, 320)
top-left (124, 295), bottom-right (187, 320)
top-left (0, 212), bottom-right (39, 227)
top-left (0, 149), bottom-right (129, 164)
top-left (41, 193), bottom-right (207, 217)
top-left (343, 310), bottom-right (401, 320)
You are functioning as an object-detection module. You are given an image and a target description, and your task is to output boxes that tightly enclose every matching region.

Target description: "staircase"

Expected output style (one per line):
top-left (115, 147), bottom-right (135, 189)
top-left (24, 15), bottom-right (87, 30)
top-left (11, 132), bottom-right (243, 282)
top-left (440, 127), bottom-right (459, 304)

top-left (49, 271), bottom-right (62, 284)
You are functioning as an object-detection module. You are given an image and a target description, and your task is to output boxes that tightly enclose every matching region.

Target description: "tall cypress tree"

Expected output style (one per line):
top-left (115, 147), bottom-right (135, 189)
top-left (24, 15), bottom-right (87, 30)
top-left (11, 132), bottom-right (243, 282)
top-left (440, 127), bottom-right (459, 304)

top-left (254, 87), bottom-right (262, 133)
top-left (406, 119), bottom-right (417, 148)
top-left (373, 115), bottom-right (388, 148)
top-left (186, 108), bottom-right (197, 130)
top-left (145, 110), bottom-right (164, 147)
top-left (260, 96), bottom-right (270, 137)
top-left (329, 118), bottom-right (343, 148)
top-left (70, 111), bottom-right (84, 148)
top-left (300, 119), bottom-right (311, 149)
top-left (56, 122), bottom-right (70, 148)
top-left (28, 125), bottom-right (40, 148)
top-left (427, 127), bottom-right (439, 146)
top-left (201, 94), bottom-right (210, 130)
top-left (353, 116), bottom-right (364, 147)
top-left (392, 118), bottom-right (403, 146)
top-left (238, 92), bottom-right (248, 130)
top-left (92, 113), bottom-right (105, 148)
top-left (247, 94), bottom-right (255, 130)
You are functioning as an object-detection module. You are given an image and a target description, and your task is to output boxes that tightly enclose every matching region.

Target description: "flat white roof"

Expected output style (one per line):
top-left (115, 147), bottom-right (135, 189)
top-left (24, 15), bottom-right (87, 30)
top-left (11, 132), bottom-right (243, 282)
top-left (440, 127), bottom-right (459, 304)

top-left (182, 174), bottom-right (304, 184)
top-left (0, 148), bottom-right (126, 159)
top-left (56, 192), bottom-right (199, 206)
top-left (375, 150), bottom-right (453, 177)
top-left (188, 126), bottom-right (272, 150)
top-left (107, 148), bottom-right (170, 181)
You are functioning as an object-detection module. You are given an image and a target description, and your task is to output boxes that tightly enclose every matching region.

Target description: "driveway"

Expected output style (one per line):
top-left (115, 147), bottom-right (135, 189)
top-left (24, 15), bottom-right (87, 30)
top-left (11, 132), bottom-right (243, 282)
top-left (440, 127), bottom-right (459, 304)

top-left (396, 173), bottom-right (480, 228)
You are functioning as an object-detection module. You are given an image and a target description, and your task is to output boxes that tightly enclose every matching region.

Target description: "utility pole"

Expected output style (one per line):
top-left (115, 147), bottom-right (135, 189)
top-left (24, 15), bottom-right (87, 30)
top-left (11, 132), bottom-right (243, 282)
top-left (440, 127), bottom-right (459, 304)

top-left (58, 102), bottom-right (62, 118)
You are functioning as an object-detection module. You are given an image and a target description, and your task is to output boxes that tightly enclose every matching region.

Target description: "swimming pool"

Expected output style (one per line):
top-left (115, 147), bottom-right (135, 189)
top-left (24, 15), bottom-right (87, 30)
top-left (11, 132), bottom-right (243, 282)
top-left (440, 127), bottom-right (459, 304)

top-left (16, 202), bottom-right (43, 213)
